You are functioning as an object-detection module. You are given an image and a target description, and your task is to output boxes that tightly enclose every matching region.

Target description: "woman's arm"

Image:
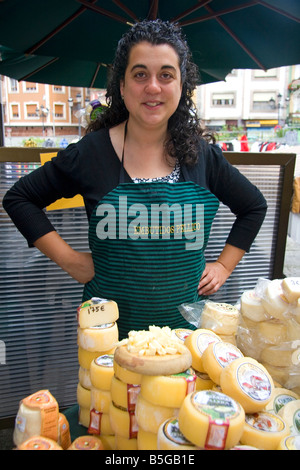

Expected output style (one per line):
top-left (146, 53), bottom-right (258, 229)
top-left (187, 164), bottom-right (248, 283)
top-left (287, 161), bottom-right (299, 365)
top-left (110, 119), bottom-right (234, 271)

top-left (198, 243), bottom-right (245, 296)
top-left (34, 231), bottom-right (95, 284)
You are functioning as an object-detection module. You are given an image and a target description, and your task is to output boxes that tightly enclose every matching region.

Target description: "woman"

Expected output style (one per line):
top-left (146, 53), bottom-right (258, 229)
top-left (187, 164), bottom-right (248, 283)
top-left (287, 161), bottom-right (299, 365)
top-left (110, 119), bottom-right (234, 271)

top-left (2, 20), bottom-right (267, 339)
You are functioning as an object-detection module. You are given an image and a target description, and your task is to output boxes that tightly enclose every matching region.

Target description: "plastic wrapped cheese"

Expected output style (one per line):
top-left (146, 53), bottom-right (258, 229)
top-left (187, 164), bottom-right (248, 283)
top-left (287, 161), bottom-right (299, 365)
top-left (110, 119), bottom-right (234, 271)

top-left (201, 301), bottom-right (240, 335)
top-left (240, 290), bottom-right (269, 322)
top-left (260, 279), bottom-right (290, 320)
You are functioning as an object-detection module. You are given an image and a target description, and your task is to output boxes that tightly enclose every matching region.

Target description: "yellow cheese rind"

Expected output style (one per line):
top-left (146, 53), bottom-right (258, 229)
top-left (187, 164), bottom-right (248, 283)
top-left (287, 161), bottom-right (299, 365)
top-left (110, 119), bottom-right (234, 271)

top-left (265, 387), bottom-right (299, 413)
top-left (157, 417), bottom-right (196, 450)
top-left (77, 297), bottom-right (119, 328)
top-left (68, 435), bottom-right (105, 450)
top-left (110, 375), bottom-right (140, 411)
top-left (17, 436), bottom-right (63, 450)
top-left (78, 347), bottom-right (116, 370)
top-left (184, 328), bottom-right (222, 372)
top-left (88, 409), bottom-right (114, 435)
top-left (90, 354), bottom-right (114, 390)
top-left (135, 394), bottom-right (175, 434)
top-left (78, 367), bottom-right (92, 390)
top-left (137, 428), bottom-right (157, 450)
top-left (178, 390), bottom-right (245, 450)
top-left (109, 402), bottom-right (138, 439)
top-left (90, 387), bottom-right (111, 414)
top-left (240, 411), bottom-right (290, 450)
top-left (201, 341), bottom-right (244, 385)
top-left (77, 323), bottom-right (118, 352)
top-left (77, 383), bottom-right (91, 409)
top-left (277, 399), bottom-right (300, 434)
top-left (219, 356), bottom-right (274, 413)
top-left (140, 369), bottom-right (196, 408)
top-left (113, 360), bottom-right (142, 385)
top-left (277, 434), bottom-right (300, 450)
top-left (115, 435), bottom-right (138, 450)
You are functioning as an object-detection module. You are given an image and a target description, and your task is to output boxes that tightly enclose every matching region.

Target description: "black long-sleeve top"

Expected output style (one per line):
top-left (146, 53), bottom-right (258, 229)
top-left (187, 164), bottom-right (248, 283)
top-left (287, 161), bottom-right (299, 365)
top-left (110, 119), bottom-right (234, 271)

top-left (2, 128), bottom-right (267, 251)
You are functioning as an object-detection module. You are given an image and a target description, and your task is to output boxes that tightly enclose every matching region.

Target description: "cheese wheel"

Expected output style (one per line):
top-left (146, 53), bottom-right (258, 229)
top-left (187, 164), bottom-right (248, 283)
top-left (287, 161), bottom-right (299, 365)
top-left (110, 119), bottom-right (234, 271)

top-left (78, 407), bottom-right (90, 428)
top-left (195, 371), bottom-right (215, 391)
top-left (281, 277), bottom-right (300, 303)
top-left (78, 367), bottom-right (92, 390)
top-left (218, 334), bottom-right (237, 345)
top-left (172, 328), bottom-right (193, 342)
top-left (90, 354), bottom-right (114, 390)
top-left (77, 382), bottom-right (91, 409)
top-left (157, 417), bottom-right (196, 450)
top-left (260, 343), bottom-right (300, 368)
top-left (240, 411), bottom-right (290, 450)
top-left (277, 434), bottom-right (300, 450)
top-left (261, 280), bottom-right (290, 320)
top-left (135, 394), bottom-right (175, 434)
top-left (98, 434), bottom-right (115, 450)
top-left (17, 436), bottom-right (63, 450)
top-left (178, 390), bottom-right (245, 450)
top-left (240, 290), bottom-right (269, 322)
top-left (113, 360), bottom-right (142, 385)
top-left (109, 402), bottom-right (138, 439)
top-left (201, 301), bottom-right (240, 335)
top-left (265, 387), bottom-right (299, 413)
top-left (77, 297), bottom-right (119, 328)
top-left (258, 319), bottom-right (287, 345)
top-left (90, 387), bottom-right (111, 414)
top-left (110, 375), bottom-right (141, 411)
top-left (68, 435), bottom-right (105, 450)
top-left (220, 357), bottom-right (274, 413)
top-left (137, 428), bottom-right (157, 450)
top-left (202, 341), bottom-right (244, 385)
top-left (278, 399), bottom-right (300, 434)
top-left (13, 390), bottom-right (59, 447)
top-left (88, 409), bottom-right (114, 435)
top-left (140, 368), bottom-right (196, 408)
top-left (184, 328), bottom-right (222, 372)
top-left (58, 413), bottom-right (71, 450)
top-left (78, 346), bottom-right (115, 369)
top-left (115, 435), bottom-right (138, 450)
top-left (286, 317), bottom-right (300, 341)
top-left (77, 322), bottom-right (118, 352)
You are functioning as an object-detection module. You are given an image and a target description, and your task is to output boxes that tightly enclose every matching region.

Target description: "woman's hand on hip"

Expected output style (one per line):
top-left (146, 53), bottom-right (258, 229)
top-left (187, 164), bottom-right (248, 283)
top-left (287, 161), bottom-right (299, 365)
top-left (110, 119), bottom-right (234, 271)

top-left (197, 261), bottom-right (230, 296)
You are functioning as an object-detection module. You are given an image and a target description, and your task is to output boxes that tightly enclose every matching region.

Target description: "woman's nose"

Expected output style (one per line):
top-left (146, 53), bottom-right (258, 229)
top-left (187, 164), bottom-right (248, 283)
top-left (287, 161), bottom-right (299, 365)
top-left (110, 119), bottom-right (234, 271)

top-left (145, 76), bottom-right (161, 93)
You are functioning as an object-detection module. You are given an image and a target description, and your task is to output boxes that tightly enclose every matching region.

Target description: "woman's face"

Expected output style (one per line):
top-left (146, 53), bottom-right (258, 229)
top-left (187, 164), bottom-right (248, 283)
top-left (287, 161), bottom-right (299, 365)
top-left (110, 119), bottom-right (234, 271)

top-left (120, 41), bottom-right (182, 130)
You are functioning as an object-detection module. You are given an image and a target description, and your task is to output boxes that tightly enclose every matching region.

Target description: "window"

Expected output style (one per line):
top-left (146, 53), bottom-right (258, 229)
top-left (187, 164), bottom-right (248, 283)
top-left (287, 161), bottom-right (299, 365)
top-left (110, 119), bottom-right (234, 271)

top-left (252, 92), bottom-right (276, 111)
top-left (54, 104), bottom-right (64, 118)
top-left (10, 104), bottom-right (20, 119)
top-left (26, 103), bottom-right (38, 118)
top-left (24, 82), bottom-right (37, 92)
top-left (253, 68), bottom-right (278, 79)
top-left (9, 79), bottom-right (18, 93)
top-left (212, 93), bottom-right (235, 107)
top-left (53, 85), bottom-right (65, 93)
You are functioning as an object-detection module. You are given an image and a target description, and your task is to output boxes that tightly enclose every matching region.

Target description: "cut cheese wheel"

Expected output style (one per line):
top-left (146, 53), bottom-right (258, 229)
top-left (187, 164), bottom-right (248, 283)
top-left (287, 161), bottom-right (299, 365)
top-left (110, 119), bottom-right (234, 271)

top-left (195, 372), bottom-right (215, 391)
top-left (113, 360), bottom-right (142, 385)
top-left (78, 346), bottom-right (115, 369)
top-left (90, 354), bottom-right (114, 390)
top-left (261, 280), bottom-right (290, 320)
top-left (90, 387), bottom-right (111, 414)
top-left (88, 409), bottom-right (114, 435)
top-left (219, 357), bottom-right (274, 413)
top-left (178, 390), bottom-right (245, 450)
top-left (135, 394), bottom-right (175, 434)
top-left (110, 376), bottom-right (140, 411)
top-left (78, 407), bottom-right (90, 428)
top-left (77, 297), bottom-right (119, 328)
top-left (58, 413), bottom-right (71, 450)
top-left (157, 417), bottom-right (196, 450)
top-left (17, 436), bottom-right (63, 450)
top-left (201, 341), bottom-right (244, 385)
top-left (109, 402), bottom-right (138, 439)
top-left (68, 435), bottom-right (105, 450)
top-left (77, 322), bottom-right (118, 352)
top-left (115, 435), bottom-right (138, 450)
top-left (184, 328), bottom-right (222, 372)
top-left (78, 367), bottom-right (92, 390)
top-left (278, 399), bottom-right (300, 434)
top-left (201, 302), bottom-right (240, 335)
top-left (13, 390), bottom-right (59, 447)
top-left (137, 428), bottom-right (157, 450)
top-left (114, 344), bottom-right (192, 376)
top-left (266, 387), bottom-right (299, 413)
top-left (140, 369), bottom-right (196, 408)
top-left (281, 277), bottom-right (300, 303)
top-left (240, 290), bottom-right (269, 322)
top-left (277, 434), bottom-right (300, 450)
top-left (77, 383), bottom-right (91, 409)
top-left (240, 411), bottom-right (290, 450)
top-left (260, 343), bottom-right (300, 368)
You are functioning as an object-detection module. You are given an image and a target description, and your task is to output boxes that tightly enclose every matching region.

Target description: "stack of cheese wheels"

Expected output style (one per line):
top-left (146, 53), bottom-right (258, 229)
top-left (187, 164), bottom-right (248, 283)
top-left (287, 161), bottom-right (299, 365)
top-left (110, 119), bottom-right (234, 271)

top-left (76, 297), bottom-right (119, 428)
top-left (13, 390), bottom-right (70, 449)
top-left (113, 325), bottom-right (193, 450)
top-left (200, 302), bottom-right (240, 345)
top-left (87, 354), bottom-right (115, 450)
top-left (236, 278), bottom-right (300, 396)
top-left (109, 361), bottom-right (142, 450)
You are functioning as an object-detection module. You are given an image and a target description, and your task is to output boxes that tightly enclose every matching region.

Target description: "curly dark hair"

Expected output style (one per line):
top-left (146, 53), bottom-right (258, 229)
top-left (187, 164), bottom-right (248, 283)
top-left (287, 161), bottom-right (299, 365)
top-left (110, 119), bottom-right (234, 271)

top-left (86, 19), bottom-right (215, 165)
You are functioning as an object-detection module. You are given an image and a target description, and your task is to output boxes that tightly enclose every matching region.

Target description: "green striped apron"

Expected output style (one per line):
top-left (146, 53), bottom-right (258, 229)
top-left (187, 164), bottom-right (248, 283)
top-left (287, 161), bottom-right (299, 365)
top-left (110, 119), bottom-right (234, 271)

top-left (83, 164), bottom-right (219, 339)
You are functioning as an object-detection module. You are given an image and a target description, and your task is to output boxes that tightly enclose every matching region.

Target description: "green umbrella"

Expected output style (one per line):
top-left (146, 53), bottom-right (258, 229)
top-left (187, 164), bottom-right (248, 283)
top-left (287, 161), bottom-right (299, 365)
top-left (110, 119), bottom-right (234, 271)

top-left (0, 0), bottom-right (299, 88)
